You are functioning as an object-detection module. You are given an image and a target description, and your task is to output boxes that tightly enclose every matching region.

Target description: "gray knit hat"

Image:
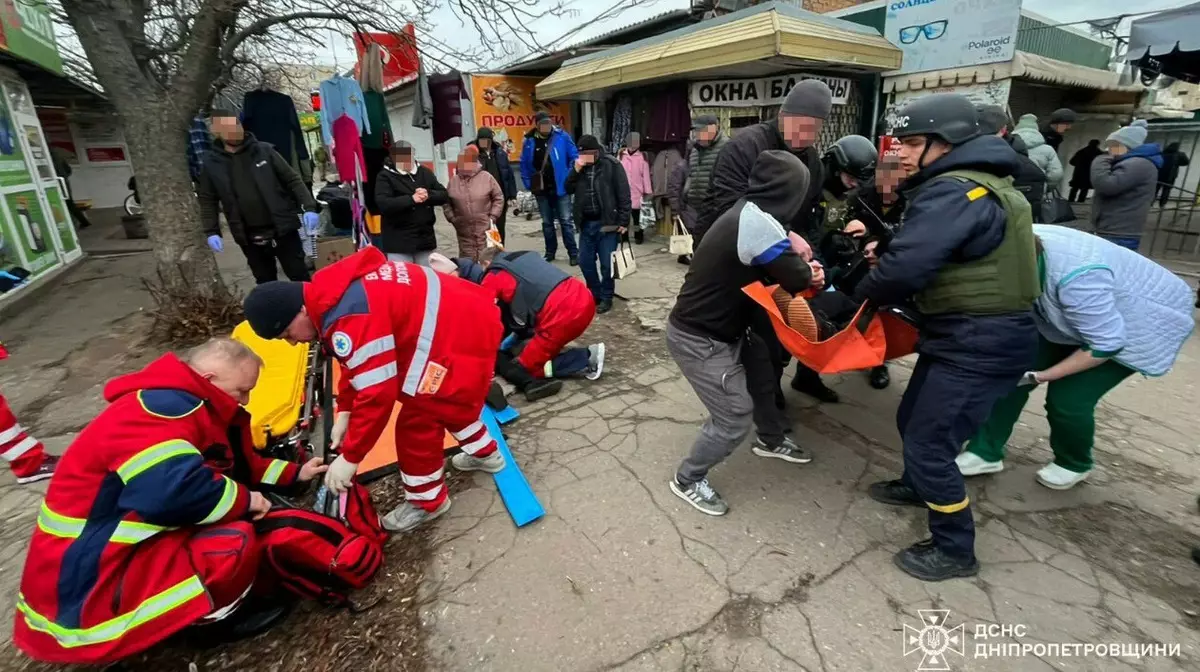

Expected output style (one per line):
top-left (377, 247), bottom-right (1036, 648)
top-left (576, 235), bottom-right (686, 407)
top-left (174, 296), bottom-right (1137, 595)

top-left (1106, 123), bottom-right (1148, 150)
top-left (780, 79), bottom-right (833, 119)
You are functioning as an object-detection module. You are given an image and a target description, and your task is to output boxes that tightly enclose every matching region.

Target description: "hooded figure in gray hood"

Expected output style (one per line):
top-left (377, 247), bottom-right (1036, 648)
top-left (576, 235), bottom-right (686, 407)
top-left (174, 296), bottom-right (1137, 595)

top-left (667, 150), bottom-right (817, 518)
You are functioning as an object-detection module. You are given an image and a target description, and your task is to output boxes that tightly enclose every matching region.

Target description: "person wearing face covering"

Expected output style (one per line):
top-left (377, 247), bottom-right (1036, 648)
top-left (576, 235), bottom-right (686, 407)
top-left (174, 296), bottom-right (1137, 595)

top-left (444, 145), bottom-right (504, 262)
top-left (667, 151), bottom-right (816, 517)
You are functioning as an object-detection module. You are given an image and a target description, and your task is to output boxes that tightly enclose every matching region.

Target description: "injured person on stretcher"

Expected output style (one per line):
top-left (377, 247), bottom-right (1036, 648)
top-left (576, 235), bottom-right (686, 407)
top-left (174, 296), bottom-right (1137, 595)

top-left (11, 338), bottom-right (381, 666)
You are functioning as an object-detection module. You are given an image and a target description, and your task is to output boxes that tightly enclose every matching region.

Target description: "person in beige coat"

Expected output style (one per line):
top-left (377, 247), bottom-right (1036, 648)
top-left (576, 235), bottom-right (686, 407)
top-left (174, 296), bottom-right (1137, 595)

top-left (445, 145), bottom-right (504, 261)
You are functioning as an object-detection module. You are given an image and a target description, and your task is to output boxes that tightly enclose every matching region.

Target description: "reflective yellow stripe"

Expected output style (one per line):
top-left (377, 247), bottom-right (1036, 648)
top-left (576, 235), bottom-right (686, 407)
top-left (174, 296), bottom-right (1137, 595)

top-left (261, 459), bottom-right (287, 486)
top-left (17, 577), bottom-right (206, 648)
top-left (199, 477), bottom-right (238, 524)
top-left (37, 503), bottom-right (172, 545)
top-left (116, 440), bottom-right (199, 483)
top-left (927, 497), bottom-right (970, 514)
top-left (965, 186), bottom-right (988, 202)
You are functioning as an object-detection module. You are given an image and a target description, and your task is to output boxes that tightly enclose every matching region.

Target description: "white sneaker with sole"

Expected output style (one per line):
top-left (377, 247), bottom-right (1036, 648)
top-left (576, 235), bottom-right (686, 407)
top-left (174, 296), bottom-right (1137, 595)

top-left (1036, 462), bottom-right (1090, 490)
top-left (451, 451), bottom-right (506, 473)
top-left (381, 498), bottom-right (451, 533)
top-left (956, 451), bottom-right (1004, 476)
top-left (585, 343), bottom-right (605, 381)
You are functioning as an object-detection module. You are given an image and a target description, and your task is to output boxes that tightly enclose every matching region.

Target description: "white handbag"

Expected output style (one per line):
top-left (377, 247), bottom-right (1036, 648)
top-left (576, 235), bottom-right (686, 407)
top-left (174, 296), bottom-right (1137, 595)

top-left (668, 215), bottom-right (693, 256)
top-left (612, 238), bottom-right (638, 279)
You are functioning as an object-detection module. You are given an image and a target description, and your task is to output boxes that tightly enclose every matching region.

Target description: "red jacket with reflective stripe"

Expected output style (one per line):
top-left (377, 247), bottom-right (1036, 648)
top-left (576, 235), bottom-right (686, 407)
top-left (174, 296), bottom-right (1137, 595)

top-left (305, 247), bottom-right (502, 461)
top-left (13, 354), bottom-right (297, 665)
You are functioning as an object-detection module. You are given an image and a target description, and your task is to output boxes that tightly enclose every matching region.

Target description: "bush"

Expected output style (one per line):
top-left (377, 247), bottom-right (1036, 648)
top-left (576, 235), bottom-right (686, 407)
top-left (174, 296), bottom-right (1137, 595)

top-left (142, 269), bottom-right (245, 347)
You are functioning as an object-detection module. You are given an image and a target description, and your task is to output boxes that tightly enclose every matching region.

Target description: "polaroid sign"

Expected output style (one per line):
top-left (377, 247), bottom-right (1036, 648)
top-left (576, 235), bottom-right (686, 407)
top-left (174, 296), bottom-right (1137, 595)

top-left (884, 0), bottom-right (1021, 75)
top-left (689, 73), bottom-right (851, 108)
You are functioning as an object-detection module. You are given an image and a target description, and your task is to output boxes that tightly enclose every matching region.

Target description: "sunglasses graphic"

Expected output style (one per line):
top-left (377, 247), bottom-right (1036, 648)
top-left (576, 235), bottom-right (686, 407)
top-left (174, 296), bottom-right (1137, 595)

top-left (898, 20), bottom-right (948, 44)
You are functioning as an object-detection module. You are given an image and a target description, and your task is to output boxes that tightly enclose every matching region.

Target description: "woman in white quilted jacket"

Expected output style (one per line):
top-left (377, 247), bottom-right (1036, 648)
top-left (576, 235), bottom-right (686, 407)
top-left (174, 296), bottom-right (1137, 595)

top-left (956, 225), bottom-right (1194, 490)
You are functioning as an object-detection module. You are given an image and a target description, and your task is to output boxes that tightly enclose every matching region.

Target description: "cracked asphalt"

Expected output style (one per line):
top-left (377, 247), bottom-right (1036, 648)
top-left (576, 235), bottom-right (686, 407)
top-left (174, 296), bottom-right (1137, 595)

top-left (1, 217), bottom-right (1198, 671)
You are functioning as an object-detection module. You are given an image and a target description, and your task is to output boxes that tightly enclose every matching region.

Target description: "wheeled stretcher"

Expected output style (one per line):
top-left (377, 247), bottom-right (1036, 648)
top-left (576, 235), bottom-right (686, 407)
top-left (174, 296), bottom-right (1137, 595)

top-left (742, 282), bottom-right (920, 374)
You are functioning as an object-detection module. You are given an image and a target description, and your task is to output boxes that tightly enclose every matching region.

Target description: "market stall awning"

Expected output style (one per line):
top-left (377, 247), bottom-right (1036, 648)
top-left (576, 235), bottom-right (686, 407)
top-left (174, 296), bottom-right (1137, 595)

top-left (536, 1), bottom-right (900, 101)
top-left (884, 51), bottom-right (1144, 95)
top-left (1127, 1), bottom-right (1200, 84)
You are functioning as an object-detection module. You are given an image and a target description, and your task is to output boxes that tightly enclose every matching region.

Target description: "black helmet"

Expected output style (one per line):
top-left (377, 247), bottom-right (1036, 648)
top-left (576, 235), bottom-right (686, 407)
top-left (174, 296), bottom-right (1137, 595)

top-left (890, 93), bottom-right (980, 146)
top-left (823, 135), bottom-right (877, 181)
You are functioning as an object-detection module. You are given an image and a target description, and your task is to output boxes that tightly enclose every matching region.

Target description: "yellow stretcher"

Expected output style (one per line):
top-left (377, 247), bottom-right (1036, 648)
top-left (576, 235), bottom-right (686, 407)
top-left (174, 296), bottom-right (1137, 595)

top-left (231, 321), bottom-right (314, 449)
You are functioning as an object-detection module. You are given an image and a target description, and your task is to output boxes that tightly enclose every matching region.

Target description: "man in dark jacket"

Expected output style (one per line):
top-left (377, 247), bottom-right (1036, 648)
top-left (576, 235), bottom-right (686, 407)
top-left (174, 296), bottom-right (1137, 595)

top-left (469, 127), bottom-right (518, 242)
top-left (1091, 121), bottom-right (1163, 250)
top-left (1157, 141), bottom-right (1190, 207)
top-left (685, 114), bottom-right (729, 240)
top-left (856, 94), bottom-right (1041, 582)
top-left (668, 151), bottom-right (815, 516)
top-left (520, 112), bottom-right (580, 264)
top-left (1041, 108), bottom-right (1076, 152)
top-left (977, 104), bottom-right (1046, 220)
top-left (667, 147), bottom-right (692, 265)
top-left (565, 135), bottom-right (631, 314)
top-left (374, 141), bottom-right (448, 265)
top-left (199, 111), bottom-right (319, 284)
top-left (1068, 139), bottom-right (1103, 202)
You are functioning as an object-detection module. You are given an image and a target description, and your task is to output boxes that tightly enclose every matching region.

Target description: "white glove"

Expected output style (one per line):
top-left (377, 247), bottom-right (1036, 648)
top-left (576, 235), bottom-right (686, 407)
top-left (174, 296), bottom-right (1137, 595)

top-left (324, 455), bottom-right (359, 495)
top-left (330, 411), bottom-right (350, 451)
top-left (1018, 371), bottom-right (1041, 387)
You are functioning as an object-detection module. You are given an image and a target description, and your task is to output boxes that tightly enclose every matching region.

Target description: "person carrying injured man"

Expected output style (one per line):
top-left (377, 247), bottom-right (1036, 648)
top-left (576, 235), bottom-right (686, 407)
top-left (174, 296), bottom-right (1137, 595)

top-left (428, 248), bottom-right (606, 402)
top-left (666, 150), bottom-right (818, 516)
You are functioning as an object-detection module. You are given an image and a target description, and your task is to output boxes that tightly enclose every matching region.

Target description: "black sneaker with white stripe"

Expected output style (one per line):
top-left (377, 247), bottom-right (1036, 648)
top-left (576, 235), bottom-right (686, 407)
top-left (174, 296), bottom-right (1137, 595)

top-left (752, 436), bottom-right (812, 464)
top-left (669, 476), bottom-right (728, 516)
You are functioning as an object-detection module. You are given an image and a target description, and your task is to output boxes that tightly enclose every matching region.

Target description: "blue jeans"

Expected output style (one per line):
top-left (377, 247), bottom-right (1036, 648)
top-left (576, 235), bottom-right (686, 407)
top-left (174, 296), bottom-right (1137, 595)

top-left (536, 192), bottom-right (578, 259)
top-left (578, 219), bottom-right (618, 302)
top-left (1099, 235), bottom-right (1140, 252)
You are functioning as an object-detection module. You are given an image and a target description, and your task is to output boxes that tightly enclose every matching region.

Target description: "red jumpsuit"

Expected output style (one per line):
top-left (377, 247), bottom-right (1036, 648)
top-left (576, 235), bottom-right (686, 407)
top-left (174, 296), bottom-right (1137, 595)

top-left (13, 354), bottom-right (302, 665)
top-left (0, 341), bottom-right (49, 478)
top-left (306, 247), bottom-right (503, 512)
top-left (481, 271), bottom-right (596, 378)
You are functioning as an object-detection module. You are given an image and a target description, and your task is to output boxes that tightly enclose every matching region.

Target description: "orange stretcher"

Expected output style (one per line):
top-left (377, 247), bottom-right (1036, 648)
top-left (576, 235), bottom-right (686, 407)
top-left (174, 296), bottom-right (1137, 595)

top-left (742, 282), bottom-right (920, 374)
top-left (329, 362), bottom-right (458, 477)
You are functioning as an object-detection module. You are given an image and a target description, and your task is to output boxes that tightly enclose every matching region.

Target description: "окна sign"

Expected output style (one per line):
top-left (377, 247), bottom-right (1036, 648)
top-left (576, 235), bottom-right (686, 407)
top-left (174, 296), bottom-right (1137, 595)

top-left (689, 73), bottom-right (851, 108)
top-left (884, 0), bottom-right (1021, 75)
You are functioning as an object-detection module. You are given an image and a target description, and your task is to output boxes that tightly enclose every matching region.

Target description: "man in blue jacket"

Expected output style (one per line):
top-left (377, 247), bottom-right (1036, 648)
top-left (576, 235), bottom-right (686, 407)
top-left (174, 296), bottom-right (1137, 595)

top-left (855, 94), bottom-right (1041, 582)
top-left (520, 111), bottom-right (580, 265)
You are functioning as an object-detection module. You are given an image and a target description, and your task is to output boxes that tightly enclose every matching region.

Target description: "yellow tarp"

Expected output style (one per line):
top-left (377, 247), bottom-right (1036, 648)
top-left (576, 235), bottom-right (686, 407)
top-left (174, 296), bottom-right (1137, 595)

top-left (231, 321), bottom-right (311, 449)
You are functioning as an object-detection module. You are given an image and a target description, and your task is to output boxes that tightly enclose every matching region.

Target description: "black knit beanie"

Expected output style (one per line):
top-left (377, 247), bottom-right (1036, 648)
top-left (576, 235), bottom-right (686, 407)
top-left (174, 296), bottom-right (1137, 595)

top-left (780, 79), bottom-right (833, 119)
top-left (243, 281), bottom-right (306, 339)
top-left (577, 134), bottom-right (603, 152)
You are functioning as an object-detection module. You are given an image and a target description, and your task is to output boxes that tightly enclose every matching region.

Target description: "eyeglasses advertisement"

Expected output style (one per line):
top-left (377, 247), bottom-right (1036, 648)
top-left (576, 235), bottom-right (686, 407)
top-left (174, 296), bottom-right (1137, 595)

top-left (884, 0), bottom-right (1022, 75)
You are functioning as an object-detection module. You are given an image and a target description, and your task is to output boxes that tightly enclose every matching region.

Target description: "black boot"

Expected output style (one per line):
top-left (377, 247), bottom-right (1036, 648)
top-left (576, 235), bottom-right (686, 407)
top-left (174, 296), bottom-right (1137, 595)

top-left (568, 255), bottom-right (579, 266)
top-left (634, 229), bottom-right (644, 244)
top-left (867, 479), bottom-right (924, 507)
top-left (790, 368), bottom-right (840, 403)
top-left (497, 354), bottom-right (562, 402)
top-left (544, 253), bottom-right (556, 263)
top-left (893, 539), bottom-right (979, 582)
top-left (677, 254), bottom-right (691, 266)
top-left (523, 378), bottom-right (562, 402)
top-left (596, 299), bottom-right (613, 314)
top-left (869, 365), bottom-right (890, 390)
top-left (1193, 547), bottom-right (1200, 566)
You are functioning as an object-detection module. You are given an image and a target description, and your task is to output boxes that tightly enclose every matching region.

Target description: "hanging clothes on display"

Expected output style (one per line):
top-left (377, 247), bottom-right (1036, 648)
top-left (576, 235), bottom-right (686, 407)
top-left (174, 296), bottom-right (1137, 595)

top-left (646, 87), bottom-right (690, 143)
top-left (242, 88), bottom-right (311, 184)
top-left (429, 71), bottom-right (467, 145)
top-left (359, 43), bottom-right (394, 215)
top-left (318, 74), bottom-right (371, 145)
top-left (332, 115), bottom-right (367, 185)
top-left (609, 97), bottom-right (632, 155)
top-left (186, 115), bottom-right (210, 182)
top-left (411, 60), bottom-right (433, 130)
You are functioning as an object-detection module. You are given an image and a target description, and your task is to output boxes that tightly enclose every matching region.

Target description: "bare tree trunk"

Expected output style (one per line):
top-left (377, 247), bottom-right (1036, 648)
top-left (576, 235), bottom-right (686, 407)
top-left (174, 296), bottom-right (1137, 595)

top-left (61, 0), bottom-right (232, 297)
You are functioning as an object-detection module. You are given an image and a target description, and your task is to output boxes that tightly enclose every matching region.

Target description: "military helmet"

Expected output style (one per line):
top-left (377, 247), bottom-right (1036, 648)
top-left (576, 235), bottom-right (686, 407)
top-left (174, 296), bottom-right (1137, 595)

top-left (890, 93), bottom-right (980, 146)
top-left (823, 135), bottom-right (878, 181)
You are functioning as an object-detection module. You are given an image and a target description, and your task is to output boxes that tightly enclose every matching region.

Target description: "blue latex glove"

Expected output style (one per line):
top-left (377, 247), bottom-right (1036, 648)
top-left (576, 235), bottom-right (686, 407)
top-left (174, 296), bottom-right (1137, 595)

top-left (0, 270), bottom-right (22, 282)
top-left (303, 211), bottom-right (320, 233)
top-left (206, 235), bottom-right (223, 252)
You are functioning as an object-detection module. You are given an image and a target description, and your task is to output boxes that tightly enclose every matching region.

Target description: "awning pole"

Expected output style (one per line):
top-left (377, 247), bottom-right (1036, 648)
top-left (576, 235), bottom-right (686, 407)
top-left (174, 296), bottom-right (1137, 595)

top-left (870, 74), bottom-right (881, 139)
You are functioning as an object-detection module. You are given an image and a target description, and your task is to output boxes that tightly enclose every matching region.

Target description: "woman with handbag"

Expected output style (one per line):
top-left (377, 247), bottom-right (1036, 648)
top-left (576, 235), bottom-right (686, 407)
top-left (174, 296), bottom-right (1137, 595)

top-left (444, 145), bottom-right (504, 261)
top-left (565, 135), bottom-right (631, 314)
top-left (619, 132), bottom-right (654, 244)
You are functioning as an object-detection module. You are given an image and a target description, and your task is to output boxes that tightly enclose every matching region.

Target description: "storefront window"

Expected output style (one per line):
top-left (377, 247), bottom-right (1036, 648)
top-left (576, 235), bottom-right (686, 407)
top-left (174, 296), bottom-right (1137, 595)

top-left (5, 79), bottom-right (35, 116)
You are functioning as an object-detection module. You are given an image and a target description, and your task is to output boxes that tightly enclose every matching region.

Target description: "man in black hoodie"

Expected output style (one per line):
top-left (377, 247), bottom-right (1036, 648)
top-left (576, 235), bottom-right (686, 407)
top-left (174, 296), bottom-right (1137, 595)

top-left (856, 94), bottom-right (1040, 582)
top-left (198, 111), bottom-right (319, 283)
top-left (668, 151), bottom-right (815, 517)
top-left (976, 104), bottom-right (1046, 221)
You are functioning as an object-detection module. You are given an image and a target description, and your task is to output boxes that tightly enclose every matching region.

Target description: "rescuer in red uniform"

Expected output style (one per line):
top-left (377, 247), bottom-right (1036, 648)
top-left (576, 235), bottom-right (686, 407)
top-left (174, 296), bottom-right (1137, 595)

top-left (433, 250), bottom-right (606, 402)
top-left (0, 340), bottom-right (58, 483)
top-left (243, 247), bottom-right (505, 533)
top-left (13, 338), bottom-right (328, 665)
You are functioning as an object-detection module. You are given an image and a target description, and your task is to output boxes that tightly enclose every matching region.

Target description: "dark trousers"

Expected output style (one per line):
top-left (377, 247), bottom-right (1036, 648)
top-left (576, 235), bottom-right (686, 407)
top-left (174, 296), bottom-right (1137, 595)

top-left (577, 218), bottom-right (617, 302)
top-left (897, 355), bottom-right (1019, 559)
top-left (1068, 187), bottom-right (1089, 203)
top-left (362, 147), bottom-right (389, 215)
top-left (495, 203), bottom-right (509, 244)
top-left (240, 230), bottom-right (311, 284)
top-left (1157, 183), bottom-right (1173, 208)
top-left (536, 192), bottom-right (578, 259)
top-left (741, 330), bottom-right (790, 445)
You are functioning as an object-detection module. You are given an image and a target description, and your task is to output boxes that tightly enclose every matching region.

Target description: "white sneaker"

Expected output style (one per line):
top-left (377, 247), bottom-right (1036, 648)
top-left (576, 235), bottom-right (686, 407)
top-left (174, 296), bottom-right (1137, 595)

top-left (585, 343), bottom-right (605, 381)
top-left (451, 451), bottom-right (506, 473)
top-left (956, 451), bottom-right (1004, 476)
top-left (1036, 462), bottom-right (1090, 490)
top-left (381, 499), bottom-right (451, 533)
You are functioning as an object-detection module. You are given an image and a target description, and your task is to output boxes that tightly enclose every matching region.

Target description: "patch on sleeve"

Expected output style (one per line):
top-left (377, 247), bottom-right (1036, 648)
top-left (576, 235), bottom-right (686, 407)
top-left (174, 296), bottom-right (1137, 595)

top-left (331, 331), bottom-right (354, 358)
top-left (138, 389), bottom-right (203, 419)
top-left (966, 186), bottom-right (989, 202)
